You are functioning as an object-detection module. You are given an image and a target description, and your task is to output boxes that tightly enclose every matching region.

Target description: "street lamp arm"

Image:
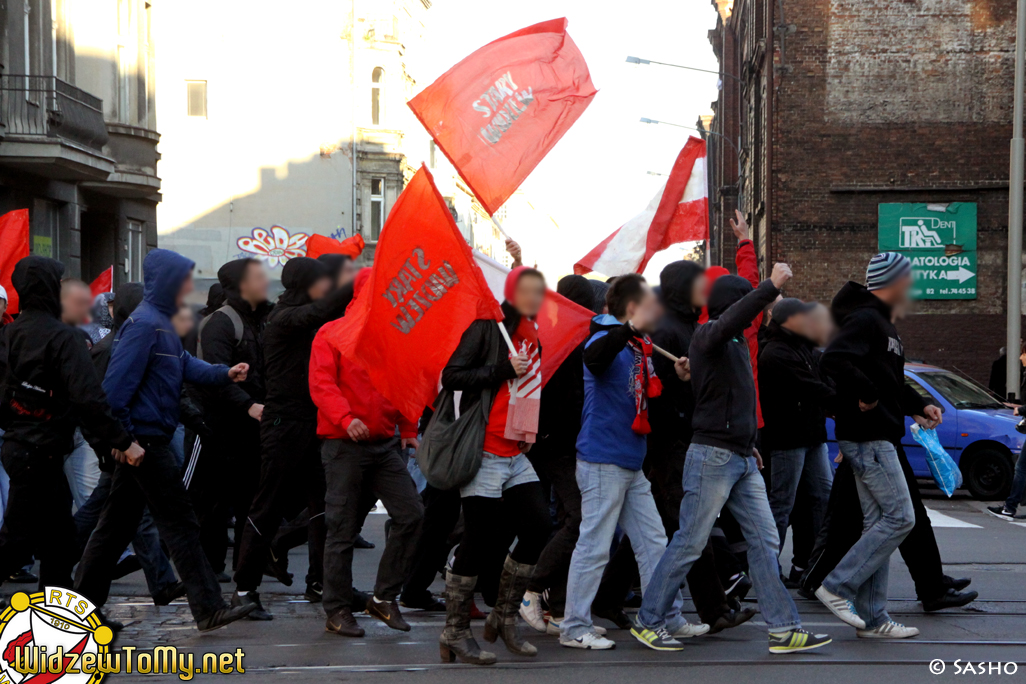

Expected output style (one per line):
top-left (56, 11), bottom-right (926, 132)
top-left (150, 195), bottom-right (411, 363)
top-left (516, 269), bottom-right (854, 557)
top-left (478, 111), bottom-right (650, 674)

top-left (639, 118), bottom-right (739, 154)
top-left (626, 56), bottom-right (743, 85)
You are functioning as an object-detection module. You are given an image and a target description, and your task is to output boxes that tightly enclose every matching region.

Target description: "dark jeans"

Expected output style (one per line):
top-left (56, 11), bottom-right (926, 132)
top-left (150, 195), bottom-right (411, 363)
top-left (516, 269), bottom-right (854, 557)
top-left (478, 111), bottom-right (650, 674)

top-left (452, 482), bottom-right (550, 577)
top-left (402, 484), bottom-right (461, 604)
top-left (1005, 449), bottom-right (1026, 513)
top-left (322, 437), bottom-right (424, 614)
top-left (187, 419), bottom-right (261, 573)
top-left (0, 440), bottom-right (76, 587)
top-left (527, 452), bottom-right (581, 615)
top-left (75, 436), bottom-right (226, 621)
top-left (234, 416), bottom-right (326, 591)
top-left (803, 443), bottom-right (947, 602)
top-left (74, 471), bottom-right (178, 597)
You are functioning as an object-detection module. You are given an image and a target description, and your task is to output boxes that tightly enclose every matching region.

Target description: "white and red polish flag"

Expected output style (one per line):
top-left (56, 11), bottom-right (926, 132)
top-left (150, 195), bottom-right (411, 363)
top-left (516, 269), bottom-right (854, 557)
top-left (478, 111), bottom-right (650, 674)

top-left (574, 136), bottom-right (708, 277)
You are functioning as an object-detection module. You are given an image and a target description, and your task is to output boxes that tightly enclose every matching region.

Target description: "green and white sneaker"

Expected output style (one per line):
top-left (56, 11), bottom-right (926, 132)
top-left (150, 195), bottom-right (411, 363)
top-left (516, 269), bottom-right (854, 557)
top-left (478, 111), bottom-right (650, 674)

top-left (768, 628), bottom-right (832, 654)
top-left (630, 615), bottom-right (684, 651)
top-left (856, 620), bottom-right (919, 639)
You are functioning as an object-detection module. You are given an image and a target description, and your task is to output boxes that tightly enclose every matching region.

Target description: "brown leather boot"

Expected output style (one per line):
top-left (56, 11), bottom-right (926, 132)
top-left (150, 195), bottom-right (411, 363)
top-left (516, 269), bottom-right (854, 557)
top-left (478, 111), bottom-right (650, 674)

top-left (326, 607), bottom-right (365, 637)
top-left (483, 555), bottom-right (537, 656)
top-left (439, 572), bottom-right (496, 665)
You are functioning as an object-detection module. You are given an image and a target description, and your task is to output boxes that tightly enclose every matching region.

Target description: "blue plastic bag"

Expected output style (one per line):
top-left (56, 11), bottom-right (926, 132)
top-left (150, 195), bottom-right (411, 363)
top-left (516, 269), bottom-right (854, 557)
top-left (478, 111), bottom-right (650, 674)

top-left (910, 424), bottom-right (963, 497)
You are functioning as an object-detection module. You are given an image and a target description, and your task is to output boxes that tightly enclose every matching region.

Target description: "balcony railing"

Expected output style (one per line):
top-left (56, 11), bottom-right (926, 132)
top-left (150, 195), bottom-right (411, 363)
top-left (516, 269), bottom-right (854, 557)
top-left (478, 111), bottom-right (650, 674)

top-left (0, 74), bottom-right (109, 151)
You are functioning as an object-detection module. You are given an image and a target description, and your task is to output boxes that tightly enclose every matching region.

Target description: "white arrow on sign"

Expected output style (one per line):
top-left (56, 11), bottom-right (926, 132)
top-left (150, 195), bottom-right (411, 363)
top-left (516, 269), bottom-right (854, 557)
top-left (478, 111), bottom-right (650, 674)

top-left (942, 266), bottom-right (975, 283)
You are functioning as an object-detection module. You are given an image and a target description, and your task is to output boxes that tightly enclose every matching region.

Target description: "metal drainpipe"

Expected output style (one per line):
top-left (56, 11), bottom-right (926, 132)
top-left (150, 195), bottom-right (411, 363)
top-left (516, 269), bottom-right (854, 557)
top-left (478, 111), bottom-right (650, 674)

top-left (1006, 0), bottom-right (1026, 400)
top-left (351, 0), bottom-right (358, 243)
top-left (764, 0), bottom-right (774, 272)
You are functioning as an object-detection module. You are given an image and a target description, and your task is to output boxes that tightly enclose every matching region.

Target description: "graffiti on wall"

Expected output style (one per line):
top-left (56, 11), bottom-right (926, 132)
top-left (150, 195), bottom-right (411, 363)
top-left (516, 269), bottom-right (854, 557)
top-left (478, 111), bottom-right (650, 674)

top-left (236, 226), bottom-right (309, 268)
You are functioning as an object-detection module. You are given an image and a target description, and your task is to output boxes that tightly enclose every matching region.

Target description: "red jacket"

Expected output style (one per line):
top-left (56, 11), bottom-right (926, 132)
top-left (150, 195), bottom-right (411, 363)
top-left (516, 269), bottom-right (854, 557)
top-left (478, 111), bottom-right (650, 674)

top-left (309, 319), bottom-right (418, 441)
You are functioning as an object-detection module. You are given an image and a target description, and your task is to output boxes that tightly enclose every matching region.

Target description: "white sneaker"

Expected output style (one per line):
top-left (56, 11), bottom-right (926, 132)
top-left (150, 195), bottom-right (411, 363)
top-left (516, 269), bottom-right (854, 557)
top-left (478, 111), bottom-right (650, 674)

top-left (672, 620), bottom-right (711, 638)
top-left (815, 585), bottom-right (866, 629)
top-left (856, 620), bottom-right (919, 639)
top-left (547, 617), bottom-right (605, 636)
top-left (559, 632), bottom-right (616, 650)
top-left (520, 591), bottom-right (548, 633)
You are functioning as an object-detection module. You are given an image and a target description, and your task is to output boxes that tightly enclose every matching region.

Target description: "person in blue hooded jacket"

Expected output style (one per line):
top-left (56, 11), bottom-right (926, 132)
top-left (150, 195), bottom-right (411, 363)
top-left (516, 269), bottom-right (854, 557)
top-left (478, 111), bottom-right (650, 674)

top-left (75, 249), bottom-right (257, 632)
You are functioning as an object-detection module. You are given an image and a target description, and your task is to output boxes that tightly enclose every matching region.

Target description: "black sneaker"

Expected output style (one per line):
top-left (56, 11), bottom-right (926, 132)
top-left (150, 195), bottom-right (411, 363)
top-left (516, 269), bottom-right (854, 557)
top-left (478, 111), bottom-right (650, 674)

top-left (216, 571), bottom-right (232, 583)
top-left (399, 594), bottom-right (445, 612)
top-left (266, 549), bottom-right (294, 587)
top-left (7, 570), bottom-right (37, 584)
top-left (366, 597), bottom-right (410, 631)
top-left (231, 591), bottom-right (273, 621)
top-left (987, 505), bottom-right (1016, 520)
top-left (923, 588), bottom-right (978, 612)
top-left (944, 576), bottom-right (972, 591)
top-left (592, 606), bottom-right (633, 630)
top-left (768, 628), bottom-right (832, 654)
top-left (706, 607), bottom-right (757, 635)
top-left (152, 581), bottom-right (187, 607)
top-left (725, 572), bottom-right (752, 602)
top-left (783, 566), bottom-right (804, 589)
top-left (354, 535), bottom-right (376, 549)
top-left (305, 582), bottom-right (323, 603)
top-left (197, 603), bottom-right (258, 632)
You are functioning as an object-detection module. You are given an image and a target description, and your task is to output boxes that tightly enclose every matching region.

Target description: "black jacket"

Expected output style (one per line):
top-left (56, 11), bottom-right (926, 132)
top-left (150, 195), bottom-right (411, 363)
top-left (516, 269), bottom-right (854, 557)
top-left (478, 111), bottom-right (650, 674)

top-left (822, 282), bottom-right (927, 443)
top-left (441, 301), bottom-right (521, 416)
top-left (91, 282), bottom-right (144, 380)
top-left (262, 258), bottom-right (353, 420)
top-left (690, 276), bottom-right (780, 455)
top-left (0, 257), bottom-right (132, 454)
top-left (649, 261), bottom-right (704, 450)
top-left (758, 320), bottom-right (834, 450)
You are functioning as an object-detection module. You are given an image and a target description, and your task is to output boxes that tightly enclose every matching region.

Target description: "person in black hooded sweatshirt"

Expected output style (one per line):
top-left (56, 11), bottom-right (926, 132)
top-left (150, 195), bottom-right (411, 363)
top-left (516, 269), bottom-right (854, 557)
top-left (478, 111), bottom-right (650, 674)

top-left (0, 256), bottom-right (139, 588)
top-left (189, 258), bottom-right (273, 583)
top-left (231, 256), bottom-right (354, 618)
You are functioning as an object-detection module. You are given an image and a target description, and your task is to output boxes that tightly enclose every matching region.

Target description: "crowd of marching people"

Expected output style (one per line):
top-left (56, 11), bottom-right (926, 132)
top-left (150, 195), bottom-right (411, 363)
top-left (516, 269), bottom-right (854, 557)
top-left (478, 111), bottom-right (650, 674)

top-left (0, 208), bottom-right (983, 659)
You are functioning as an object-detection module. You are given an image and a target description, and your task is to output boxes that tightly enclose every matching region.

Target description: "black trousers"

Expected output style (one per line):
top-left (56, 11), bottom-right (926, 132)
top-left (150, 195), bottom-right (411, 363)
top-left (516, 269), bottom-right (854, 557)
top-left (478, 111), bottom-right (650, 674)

top-left (0, 440), bottom-right (76, 587)
top-left (803, 443), bottom-right (946, 601)
top-left (321, 437), bottom-right (424, 614)
top-left (526, 450), bottom-right (581, 614)
top-left (452, 482), bottom-right (550, 578)
top-left (187, 418), bottom-right (261, 573)
top-left (233, 416), bottom-right (326, 591)
top-left (402, 484), bottom-right (462, 604)
top-left (75, 435), bottom-right (225, 621)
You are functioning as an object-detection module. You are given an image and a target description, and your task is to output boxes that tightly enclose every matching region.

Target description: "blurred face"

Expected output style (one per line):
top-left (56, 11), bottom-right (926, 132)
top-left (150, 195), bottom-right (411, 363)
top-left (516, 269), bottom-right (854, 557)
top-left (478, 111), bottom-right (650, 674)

top-left (61, 283), bottom-right (92, 325)
top-left (690, 274), bottom-right (708, 309)
top-left (807, 303), bottom-right (834, 347)
top-left (176, 272), bottom-right (195, 309)
top-left (513, 273), bottom-right (546, 318)
top-left (628, 284), bottom-right (663, 333)
top-left (0, 298), bottom-right (7, 318)
top-left (876, 273), bottom-right (913, 309)
top-left (307, 275), bottom-right (331, 301)
top-left (171, 306), bottom-right (195, 338)
top-left (239, 262), bottom-right (270, 305)
top-left (337, 260), bottom-right (359, 289)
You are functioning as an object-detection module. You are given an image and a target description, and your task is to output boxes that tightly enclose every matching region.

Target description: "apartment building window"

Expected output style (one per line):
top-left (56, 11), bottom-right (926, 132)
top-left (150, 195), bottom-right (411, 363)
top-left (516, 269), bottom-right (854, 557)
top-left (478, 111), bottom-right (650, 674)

top-left (371, 67), bottom-right (384, 126)
top-left (126, 220), bottom-right (144, 281)
top-left (370, 178), bottom-right (385, 240)
top-left (186, 80), bottom-right (207, 117)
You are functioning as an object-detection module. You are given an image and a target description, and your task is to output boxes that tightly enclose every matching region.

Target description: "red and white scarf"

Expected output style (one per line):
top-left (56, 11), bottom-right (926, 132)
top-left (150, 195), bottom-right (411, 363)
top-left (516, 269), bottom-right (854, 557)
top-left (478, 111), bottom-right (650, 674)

top-left (504, 317), bottom-right (541, 444)
top-left (628, 334), bottom-right (662, 435)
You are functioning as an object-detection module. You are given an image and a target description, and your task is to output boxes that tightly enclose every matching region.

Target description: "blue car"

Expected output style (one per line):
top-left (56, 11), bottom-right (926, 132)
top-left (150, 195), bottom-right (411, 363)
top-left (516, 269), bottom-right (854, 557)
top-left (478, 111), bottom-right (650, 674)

top-left (826, 363), bottom-right (1024, 500)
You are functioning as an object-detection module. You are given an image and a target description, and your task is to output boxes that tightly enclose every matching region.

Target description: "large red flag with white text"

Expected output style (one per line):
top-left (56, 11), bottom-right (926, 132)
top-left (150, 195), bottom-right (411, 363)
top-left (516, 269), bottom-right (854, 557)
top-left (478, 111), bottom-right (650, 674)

top-left (575, 137), bottom-right (708, 276)
top-left (0, 209), bottom-right (30, 314)
top-left (324, 166), bottom-right (503, 420)
top-left (408, 18), bottom-right (597, 216)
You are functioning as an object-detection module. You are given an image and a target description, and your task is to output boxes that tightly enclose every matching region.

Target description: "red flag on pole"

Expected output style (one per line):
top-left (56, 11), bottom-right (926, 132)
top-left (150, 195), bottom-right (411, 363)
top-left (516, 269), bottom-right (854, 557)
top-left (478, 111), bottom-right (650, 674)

top-left (408, 18), bottom-right (597, 216)
top-left (575, 137), bottom-right (708, 276)
top-left (0, 209), bottom-right (30, 314)
top-left (324, 166), bottom-right (503, 420)
top-left (536, 290), bottom-right (593, 386)
top-left (89, 266), bottom-right (114, 298)
top-left (306, 234), bottom-right (365, 260)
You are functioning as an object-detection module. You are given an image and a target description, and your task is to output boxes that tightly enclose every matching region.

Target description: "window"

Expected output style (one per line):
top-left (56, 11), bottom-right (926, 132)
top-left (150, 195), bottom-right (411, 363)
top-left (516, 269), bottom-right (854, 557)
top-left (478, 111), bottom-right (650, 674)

top-left (126, 220), bottom-right (144, 281)
top-left (30, 199), bottom-right (59, 258)
top-left (916, 371), bottom-right (1004, 410)
top-left (370, 178), bottom-right (385, 240)
top-left (371, 67), bottom-right (384, 125)
top-left (186, 80), bottom-right (207, 117)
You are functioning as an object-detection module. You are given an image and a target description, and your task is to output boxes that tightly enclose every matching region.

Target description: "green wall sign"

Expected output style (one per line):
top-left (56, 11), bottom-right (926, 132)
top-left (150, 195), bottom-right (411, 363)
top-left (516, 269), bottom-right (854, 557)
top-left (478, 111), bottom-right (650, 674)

top-left (878, 202), bottom-right (977, 300)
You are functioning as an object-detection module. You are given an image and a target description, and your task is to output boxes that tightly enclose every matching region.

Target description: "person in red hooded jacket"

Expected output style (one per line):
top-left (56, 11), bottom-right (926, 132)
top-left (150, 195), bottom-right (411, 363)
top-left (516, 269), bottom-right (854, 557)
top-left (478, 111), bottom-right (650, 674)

top-left (310, 268), bottom-right (424, 639)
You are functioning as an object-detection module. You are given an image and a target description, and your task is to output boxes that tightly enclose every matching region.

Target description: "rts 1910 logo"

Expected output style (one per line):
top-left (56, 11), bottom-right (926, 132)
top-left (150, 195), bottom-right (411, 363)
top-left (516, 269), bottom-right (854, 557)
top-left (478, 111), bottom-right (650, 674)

top-left (0, 588), bottom-right (114, 684)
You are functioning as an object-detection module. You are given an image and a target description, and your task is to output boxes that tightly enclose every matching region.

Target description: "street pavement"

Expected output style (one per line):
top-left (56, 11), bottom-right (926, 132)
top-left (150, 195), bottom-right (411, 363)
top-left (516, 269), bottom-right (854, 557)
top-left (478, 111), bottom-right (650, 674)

top-left (9, 486), bottom-right (1026, 683)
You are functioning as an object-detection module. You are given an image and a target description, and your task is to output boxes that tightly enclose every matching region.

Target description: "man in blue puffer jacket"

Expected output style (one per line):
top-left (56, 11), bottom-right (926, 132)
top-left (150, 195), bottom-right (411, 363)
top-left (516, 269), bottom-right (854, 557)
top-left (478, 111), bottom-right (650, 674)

top-left (75, 249), bottom-right (256, 632)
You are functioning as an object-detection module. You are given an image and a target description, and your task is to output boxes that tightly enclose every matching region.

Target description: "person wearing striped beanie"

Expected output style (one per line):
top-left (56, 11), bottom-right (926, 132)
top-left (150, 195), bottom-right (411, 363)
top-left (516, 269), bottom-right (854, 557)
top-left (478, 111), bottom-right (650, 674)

top-left (865, 252), bottom-right (912, 292)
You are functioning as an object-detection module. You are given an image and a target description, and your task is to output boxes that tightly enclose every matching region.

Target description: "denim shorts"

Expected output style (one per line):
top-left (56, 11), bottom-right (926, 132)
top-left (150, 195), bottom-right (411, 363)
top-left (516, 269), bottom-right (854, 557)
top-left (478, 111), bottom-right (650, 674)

top-left (460, 452), bottom-right (539, 498)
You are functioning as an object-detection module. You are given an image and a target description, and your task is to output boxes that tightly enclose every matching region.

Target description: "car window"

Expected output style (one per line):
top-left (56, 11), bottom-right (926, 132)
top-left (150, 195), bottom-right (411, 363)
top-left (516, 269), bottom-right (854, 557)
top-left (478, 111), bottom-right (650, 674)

top-left (905, 376), bottom-right (943, 411)
top-left (916, 371), bottom-right (1005, 410)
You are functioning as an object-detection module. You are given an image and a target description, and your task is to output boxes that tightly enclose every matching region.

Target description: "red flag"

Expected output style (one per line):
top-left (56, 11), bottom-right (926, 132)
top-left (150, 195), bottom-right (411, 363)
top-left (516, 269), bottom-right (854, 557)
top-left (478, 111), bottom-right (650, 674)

top-left (537, 289), bottom-right (593, 386)
top-left (324, 166), bottom-right (503, 420)
top-left (89, 266), bottom-right (114, 298)
top-left (306, 234), bottom-right (365, 260)
top-left (408, 18), bottom-right (597, 216)
top-left (0, 209), bottom-right (30, 314)
top-left (575, 137), bottom-right (708, 276)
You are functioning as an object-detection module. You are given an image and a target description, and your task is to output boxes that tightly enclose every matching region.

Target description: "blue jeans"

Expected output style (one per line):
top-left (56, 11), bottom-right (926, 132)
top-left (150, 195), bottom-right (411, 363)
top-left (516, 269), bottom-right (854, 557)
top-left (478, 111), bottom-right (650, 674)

top-left (822, 440), bottom-right (915, 629)
top-left (64, 429), bottom-right (102, 510)
top-left (562, 460), bottom-right (685, 640)
top-left (769, 443), bottom-right (833, 566)
top-left (1005, 449), bottom-right (1026, 513)
top-left (639, 444), bottom-right (802, 632)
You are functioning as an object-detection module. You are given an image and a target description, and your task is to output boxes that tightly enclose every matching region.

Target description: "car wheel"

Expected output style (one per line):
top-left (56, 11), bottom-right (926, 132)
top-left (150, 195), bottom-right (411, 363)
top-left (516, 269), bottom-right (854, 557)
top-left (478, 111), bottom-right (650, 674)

top-left (961, 448), bottom-right (1013, 501)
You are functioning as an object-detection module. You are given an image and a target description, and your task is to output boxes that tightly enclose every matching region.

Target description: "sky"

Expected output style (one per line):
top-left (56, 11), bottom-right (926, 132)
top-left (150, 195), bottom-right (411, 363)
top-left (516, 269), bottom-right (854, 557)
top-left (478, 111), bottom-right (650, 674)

top-left (406, 0), bottom-right (722, 280)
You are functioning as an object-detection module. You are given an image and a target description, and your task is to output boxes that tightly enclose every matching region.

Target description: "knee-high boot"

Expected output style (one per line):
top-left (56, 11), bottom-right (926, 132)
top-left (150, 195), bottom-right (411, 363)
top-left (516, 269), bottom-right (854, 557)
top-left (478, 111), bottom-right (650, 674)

top-left (483, 555), bottom-right (537, 656)
top-left (440, 571), bottom-right (496, 665)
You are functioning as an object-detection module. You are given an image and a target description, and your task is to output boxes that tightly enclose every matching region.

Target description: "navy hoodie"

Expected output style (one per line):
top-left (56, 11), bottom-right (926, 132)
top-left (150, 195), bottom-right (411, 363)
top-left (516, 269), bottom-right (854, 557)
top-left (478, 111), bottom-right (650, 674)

top-left (103, 249), bottom-right (231, 437)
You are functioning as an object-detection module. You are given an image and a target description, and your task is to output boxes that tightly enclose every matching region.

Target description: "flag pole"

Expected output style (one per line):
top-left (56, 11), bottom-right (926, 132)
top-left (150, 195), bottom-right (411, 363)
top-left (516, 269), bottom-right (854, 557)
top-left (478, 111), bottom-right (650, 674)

top-left (491, 216), bottom-right (511, 239)
top-left (651, 343), bottom-right (679, 363)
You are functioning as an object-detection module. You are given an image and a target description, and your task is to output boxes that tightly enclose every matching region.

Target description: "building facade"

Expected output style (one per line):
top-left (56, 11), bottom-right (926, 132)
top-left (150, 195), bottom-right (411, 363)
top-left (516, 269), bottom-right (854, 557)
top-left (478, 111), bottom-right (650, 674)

top-left (0, 0), bottom-right (160, 285)
top-left (155, 0), bottom-right (506, 284)
top-left (707, 0), bottom-right (1019, 383)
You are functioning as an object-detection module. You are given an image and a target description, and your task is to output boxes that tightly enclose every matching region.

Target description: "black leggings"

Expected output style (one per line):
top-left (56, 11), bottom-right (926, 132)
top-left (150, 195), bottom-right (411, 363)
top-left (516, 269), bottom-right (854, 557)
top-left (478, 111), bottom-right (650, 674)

top-left (452, 482), bottom-right (550, 577)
